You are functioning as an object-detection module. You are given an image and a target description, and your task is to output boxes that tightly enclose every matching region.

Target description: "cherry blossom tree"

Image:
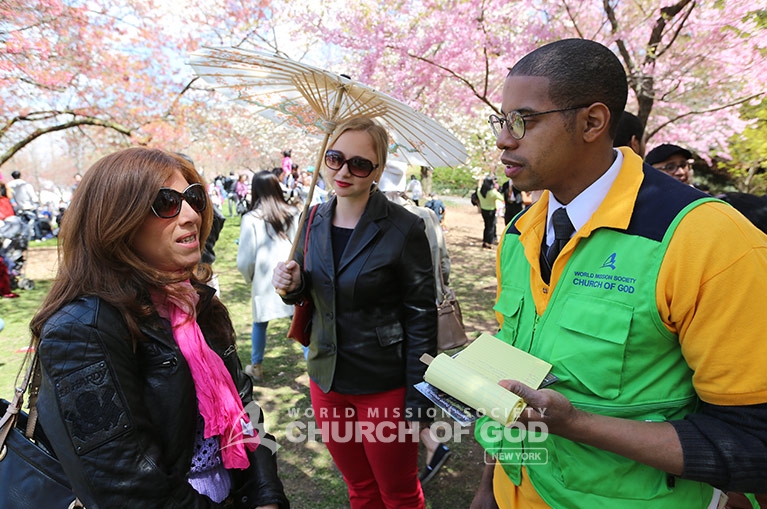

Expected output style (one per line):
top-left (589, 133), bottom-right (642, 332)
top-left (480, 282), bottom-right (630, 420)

top-left (3, 0), bottom-right (765, 191)
top-left (296, 0), bottom-right (767, 167)
top-left (0, 0), bottom-right (312, 183)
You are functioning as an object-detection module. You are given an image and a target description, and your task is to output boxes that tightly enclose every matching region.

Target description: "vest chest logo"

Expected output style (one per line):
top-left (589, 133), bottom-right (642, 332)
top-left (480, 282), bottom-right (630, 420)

top-left (569, 251), bottom-right (639, 294)
top-left (600, 252), bottom-right (617, 270)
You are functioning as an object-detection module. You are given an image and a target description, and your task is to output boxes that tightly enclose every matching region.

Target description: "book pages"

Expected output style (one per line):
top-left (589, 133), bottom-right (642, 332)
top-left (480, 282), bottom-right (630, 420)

top-left (422, 333), bottom-right (552, 425)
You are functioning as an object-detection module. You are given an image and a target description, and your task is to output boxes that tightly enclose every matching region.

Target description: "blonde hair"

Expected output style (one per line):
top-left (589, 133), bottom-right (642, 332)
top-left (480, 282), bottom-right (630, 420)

top-left (326, 117), bottom-right (389, 181)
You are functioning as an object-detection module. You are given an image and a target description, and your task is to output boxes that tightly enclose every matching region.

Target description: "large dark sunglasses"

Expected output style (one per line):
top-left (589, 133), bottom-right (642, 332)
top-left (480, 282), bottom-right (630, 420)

top-left (325, 149), bottom-right (379, 178)
top-left (151, 183), bottom-right (207, 218)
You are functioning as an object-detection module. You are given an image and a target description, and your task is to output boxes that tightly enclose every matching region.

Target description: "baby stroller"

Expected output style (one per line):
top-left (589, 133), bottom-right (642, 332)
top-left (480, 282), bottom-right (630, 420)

top-left (0, 215), bottom-right (35, 290)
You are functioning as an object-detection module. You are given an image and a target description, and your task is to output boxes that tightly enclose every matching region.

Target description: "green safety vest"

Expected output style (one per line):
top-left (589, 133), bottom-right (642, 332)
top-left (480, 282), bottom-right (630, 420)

top-left (476, 171), bottom-right (718, 508)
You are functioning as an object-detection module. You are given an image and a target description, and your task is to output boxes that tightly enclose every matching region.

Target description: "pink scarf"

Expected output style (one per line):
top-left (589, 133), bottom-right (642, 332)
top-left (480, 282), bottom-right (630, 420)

top-left (151, 281), bottom-right (259, 469)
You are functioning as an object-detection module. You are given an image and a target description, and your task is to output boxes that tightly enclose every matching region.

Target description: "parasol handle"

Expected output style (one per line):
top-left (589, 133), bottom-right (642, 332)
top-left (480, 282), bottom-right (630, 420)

top-left (278, 131), bottom-right (331, 296)
top-left (280, 83), bottom-right (346, 295)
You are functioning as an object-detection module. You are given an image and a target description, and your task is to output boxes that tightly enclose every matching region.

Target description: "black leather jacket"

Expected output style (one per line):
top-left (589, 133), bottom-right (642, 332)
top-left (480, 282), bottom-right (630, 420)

top-left (285, 190), bottom-right (438, 420)
top-left (36, 285), bottom-right (289, 509)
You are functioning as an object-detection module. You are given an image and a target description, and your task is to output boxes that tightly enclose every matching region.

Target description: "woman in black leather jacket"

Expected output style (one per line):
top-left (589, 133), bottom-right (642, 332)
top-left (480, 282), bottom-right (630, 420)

top-left (29, 148), bottom-right (289, 509)
top-left (273, 118), bottom-right (437, 509)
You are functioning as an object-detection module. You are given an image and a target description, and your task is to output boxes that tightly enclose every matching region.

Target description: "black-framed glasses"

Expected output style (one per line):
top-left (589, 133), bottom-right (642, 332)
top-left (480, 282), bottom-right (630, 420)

top-left (151, 183), bottom-right (207, 218)
top-left (653, 160), bottom-right (692, 173)
top-left (324, 149), bottom-right (379, 178)
top-left (488, 104), bottom-right (592, 139)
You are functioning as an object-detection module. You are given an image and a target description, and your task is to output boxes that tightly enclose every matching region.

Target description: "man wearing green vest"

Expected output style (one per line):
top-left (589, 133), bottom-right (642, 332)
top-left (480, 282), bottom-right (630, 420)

top-left (474, 39), bottom-right (767, 508)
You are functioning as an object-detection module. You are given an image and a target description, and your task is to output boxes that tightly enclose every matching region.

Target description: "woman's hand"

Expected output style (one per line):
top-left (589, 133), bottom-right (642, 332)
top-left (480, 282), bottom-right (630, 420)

top-left (272, 260), bottom-right (301, 294)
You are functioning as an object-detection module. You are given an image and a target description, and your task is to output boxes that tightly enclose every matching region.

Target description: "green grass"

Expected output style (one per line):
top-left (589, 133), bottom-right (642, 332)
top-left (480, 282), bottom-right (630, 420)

top-left (0, 200), bottom-right (498, 508)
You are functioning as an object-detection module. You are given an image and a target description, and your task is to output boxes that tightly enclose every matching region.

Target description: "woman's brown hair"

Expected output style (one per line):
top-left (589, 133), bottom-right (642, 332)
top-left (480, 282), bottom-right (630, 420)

top-left (30, 147), bottom-right (213, 345)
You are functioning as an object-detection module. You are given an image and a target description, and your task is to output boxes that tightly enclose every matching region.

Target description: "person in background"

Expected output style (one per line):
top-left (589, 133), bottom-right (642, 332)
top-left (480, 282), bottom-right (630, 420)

top-left (297, 166), bottom-right (327, 206)
top-left (499, 179), bottom-right (524, 225)
top-left (70, 173), bottom-right (82, 201)
top-left (223, 171), bottom-right (237, 217)
top-left (477, 176), bottom-right (503, 249)
top-left (716, 192), bottom-right (767, 234)
top-left (281, 150), bottom-right (293, 184)
top-left (406, 174), bottom-right (424, 205)
top-left (379, 160), bottom-right (452, 486)
top-left (477, 37), bottom-right (767, 508)
top-left (273, 117), bottom-right (436, 509)
top-left (237, 171), bottom-right (299, 383)
top-left (174, 154), bottom-right (227, 298)
top-left (235, 174), bottom-right (250, 214)
top-left (645, 143), bottom-right (694, 186)
top-left (424, 193), bottom-right (447, 230)
top-left (29, 147), bottom-right (289, 508)
top-left (613, 111), bottom-right (646, 157)
top-left (0, 183), bottom-right (15, 220)
top-left (7, 170), bottom-right (39, 212)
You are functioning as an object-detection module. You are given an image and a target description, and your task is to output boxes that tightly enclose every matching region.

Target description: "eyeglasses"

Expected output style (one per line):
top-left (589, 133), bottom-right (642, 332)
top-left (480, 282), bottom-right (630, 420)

top-left (151, 183), bottom-right (207, 218)
top-left (653, 160), bottom-right (692, 173)
top-left (325, 150), bottom-right (379, 178)
top-left (488, 104), bottom-right (592, 139)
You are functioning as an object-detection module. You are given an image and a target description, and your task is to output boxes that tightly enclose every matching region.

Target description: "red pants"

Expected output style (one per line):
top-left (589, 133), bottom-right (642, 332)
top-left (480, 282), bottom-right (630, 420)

top-left (310, 381), bottom-right (425, 509)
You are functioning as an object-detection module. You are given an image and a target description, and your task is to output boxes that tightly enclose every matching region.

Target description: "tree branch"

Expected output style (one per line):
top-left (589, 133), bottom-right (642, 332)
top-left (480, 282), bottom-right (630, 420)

top-left (0, 116), bottom-right (134, 167)
top-left (563, 0), bottom-right (586, 39)
top-left (399, 49), bottom-right (497, 113)
top-left (647, 92), bottom-right (765, 140)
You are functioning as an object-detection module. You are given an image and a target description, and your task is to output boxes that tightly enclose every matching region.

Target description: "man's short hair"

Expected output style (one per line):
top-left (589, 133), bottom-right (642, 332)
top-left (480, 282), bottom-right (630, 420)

top-left (11, 171), bottom-right (20, 179)
top-left (614, 111), bottom-right (644, 147)
top-left (508, 39), bottom-right (628, 139)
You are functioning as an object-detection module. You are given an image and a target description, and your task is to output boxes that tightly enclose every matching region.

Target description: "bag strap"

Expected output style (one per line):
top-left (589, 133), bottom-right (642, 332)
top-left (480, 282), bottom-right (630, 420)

top-left (0, 352), bottom-right (38, 447)
top-left (436, 253), bottom-right (450, 303)
top-left (26, 354), bottom-right (43, 438)
top-left (302, 204), bottom-right (318, 270)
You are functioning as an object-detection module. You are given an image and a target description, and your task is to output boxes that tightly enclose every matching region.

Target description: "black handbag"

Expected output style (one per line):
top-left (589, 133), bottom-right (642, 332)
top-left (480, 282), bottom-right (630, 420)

top-left (0, 355), bottom-right (83, 509)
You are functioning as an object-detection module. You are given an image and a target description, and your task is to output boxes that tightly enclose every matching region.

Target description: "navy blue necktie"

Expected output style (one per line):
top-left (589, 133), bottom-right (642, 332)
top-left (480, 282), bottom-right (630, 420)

top-left (541, 207), bottom-right (574, 283)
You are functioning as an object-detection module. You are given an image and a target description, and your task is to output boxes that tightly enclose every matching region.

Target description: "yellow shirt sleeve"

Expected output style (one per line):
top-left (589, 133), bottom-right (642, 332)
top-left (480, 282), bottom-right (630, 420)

top-left (657, 200), bottom-right (767, 405)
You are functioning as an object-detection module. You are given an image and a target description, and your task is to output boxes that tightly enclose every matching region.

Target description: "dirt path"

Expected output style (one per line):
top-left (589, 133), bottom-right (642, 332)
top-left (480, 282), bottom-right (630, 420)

top-left (439, 197), bottom-right (501, 335)
top-left (24, 246), bottom-right (58, 281)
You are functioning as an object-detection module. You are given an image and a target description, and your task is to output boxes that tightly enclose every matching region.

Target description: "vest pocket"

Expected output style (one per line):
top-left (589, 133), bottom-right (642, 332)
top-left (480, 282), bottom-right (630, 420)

top-left (546, 435), bottom-right (673, 500)
top-left (553, 296), bottom-right (633, 400)
top-left (493, 290), bottom-right (524, 346)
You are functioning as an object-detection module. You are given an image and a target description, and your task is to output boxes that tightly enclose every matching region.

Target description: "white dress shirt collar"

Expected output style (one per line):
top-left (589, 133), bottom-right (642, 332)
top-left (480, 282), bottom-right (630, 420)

top-left (546, 149), bottom-right (624, 246)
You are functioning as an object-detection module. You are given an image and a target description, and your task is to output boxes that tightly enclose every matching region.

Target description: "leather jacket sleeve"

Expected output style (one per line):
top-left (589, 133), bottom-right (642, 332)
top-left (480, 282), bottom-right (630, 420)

top-left (36, 296), bottom-right (289, 509)
top-left (399, 215), bottom-right (439, 420)
top-left (37, 300), bottom-right (221, 509)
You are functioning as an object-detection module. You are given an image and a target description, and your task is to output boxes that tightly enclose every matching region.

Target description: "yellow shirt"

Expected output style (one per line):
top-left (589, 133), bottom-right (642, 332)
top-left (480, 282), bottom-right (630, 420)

top-left (493, 152), bottom-right (767, 507)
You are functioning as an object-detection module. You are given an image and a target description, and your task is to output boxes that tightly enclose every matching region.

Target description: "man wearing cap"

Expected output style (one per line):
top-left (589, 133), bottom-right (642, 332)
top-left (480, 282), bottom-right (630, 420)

top-left (645, 143), bottom-right (694, 185)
